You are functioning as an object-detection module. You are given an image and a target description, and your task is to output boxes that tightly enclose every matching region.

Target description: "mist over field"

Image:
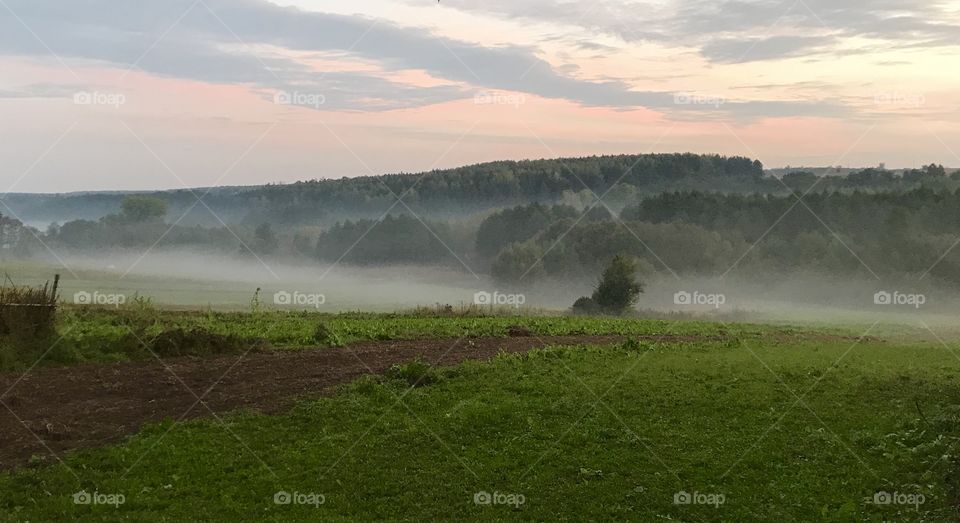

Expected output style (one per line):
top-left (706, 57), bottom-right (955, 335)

top-left (6, 247), bottom-right (955, 331)
top-left (4, 155), bottom-right (960, 327)
top-left (7, 1), bottom-right (960, 520)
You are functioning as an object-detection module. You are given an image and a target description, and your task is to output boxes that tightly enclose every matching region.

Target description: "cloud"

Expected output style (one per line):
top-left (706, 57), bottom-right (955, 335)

top-left (0, 0), bottom-right (848, 118)
top-left (0, 0), bottom-right (474, 111)
top-left (0, 82), bottom-right (84, 99)
top-left (424, 0), bottom-right (960, 63)
top-left (701, 36), bottom-right (836, 63)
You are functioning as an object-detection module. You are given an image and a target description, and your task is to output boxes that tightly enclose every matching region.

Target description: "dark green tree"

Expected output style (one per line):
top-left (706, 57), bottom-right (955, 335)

top-left (782, 171), bottom-right (818, 194)
top-left (253, 223), bottom-right (279, 254)
top-left (476, 204), bottom-right (576, 259)
top-left (120, 196), bottom-right (168, 223)
top-left (591, 255), bottom-right (643, 315)
top-left (490, 242), bottom-right (546, 284)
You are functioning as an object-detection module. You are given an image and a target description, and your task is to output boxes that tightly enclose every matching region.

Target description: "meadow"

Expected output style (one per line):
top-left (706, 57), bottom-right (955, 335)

top-left (1, 301), bottom-right (795, 370)
top-left (1, 318), bottom-right (959, 521)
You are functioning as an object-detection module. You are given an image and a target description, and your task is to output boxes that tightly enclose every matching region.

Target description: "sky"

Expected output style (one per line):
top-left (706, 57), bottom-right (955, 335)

top-left (1, 0), bottom-right (959, 193)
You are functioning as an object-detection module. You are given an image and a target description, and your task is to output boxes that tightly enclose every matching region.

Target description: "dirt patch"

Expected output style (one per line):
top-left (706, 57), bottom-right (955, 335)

top-left (0, 334), bottom-right (644, 470)
top-left (147, 328), bottom-right (265, 358)
top-left (507, 326), bottom-right (535, 337)
top-left (0, 330), bottom-right (852, 471)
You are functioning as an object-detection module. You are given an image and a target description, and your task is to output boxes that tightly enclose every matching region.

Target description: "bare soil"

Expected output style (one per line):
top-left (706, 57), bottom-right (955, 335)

top-left (0, 328), bottom-right (874, 471)
top-left (0, 334), bottom-right (659, 470)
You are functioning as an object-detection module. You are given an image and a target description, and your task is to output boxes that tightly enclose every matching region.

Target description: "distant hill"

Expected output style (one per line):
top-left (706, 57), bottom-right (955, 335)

top-left (0, 186), bottom-right (260, 229)
top-left (7, 156), bottom-right (959, 230)
top-left (766, 166), bottom-right (959, 177)
top-left (2, 154), bottom-right (771, 227)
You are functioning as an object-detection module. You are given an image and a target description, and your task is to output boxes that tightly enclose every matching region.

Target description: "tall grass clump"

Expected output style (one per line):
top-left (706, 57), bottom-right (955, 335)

top-left (0, 275), bottom-right (59, 338)
top-left (0, 275), bottom-right (61, 370)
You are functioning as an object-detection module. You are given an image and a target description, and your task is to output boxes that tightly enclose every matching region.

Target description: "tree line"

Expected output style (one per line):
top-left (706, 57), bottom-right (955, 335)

top-left (487, 186), bottom-right (960, 284)
top-left (8, 158), bottom-right (960, 288)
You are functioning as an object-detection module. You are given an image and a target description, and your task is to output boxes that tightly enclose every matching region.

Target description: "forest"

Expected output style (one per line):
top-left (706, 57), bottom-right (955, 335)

top-left (3, 155), bottom-right (959, 288)
top-left (2, 153), bottom-right (769, 228)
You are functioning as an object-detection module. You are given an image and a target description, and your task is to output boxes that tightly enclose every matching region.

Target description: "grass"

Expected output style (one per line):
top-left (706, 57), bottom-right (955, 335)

top-left (0, 276), bottom-right (60, 369)
top-left (2, 304), bottom-right (823, 370)
top-left (2, 329), bottom-right (959, 521)
top-left (0, 275), bottom-right (59, 333)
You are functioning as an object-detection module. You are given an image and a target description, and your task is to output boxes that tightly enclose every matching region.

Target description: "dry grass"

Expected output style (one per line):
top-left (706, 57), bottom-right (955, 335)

top-left (0, 274), bottom-right (59, 338)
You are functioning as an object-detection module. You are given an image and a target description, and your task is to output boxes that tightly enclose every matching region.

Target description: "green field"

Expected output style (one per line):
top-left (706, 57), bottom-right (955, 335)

top-left (2, 318), bottom-right (960, 521)
top-left (2, 305), bottom-right (799, 370)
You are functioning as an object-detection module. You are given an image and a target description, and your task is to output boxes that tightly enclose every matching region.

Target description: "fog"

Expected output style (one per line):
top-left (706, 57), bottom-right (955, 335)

top-left (27, 250), bottom-right (490, 312)
top-left (6, 249), bottom-right (956, 333)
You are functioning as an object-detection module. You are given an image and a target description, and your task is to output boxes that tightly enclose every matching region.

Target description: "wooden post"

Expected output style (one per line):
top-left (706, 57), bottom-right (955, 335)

top-left (51, 274), bottom-right (60, 306)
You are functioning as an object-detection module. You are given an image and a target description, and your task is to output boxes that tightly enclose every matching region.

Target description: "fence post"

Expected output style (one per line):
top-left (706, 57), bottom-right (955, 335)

top-left (51, 274), bottom-right (60, 306)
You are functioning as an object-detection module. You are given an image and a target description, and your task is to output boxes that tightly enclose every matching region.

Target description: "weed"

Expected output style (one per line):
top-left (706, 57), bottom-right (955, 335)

top-left (619, 338), bottom-right (651, 352)
top-left (387, 359), bottom-right (440, 387)
top-left (312, 322), bottom-right (343, 346)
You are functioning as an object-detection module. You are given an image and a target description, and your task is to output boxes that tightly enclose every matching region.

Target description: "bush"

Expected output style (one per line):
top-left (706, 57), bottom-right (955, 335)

top-left (571, 296), bottom-right (599, 315)
top-left (571, 256), bottom-right (643, 315)
top-left (593, 255), bottom-right (643, 314)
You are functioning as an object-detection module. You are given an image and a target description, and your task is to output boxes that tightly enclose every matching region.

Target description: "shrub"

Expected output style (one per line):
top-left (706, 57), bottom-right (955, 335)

top-left (571, 296), bottom-right (599, 315)
top-left (571, 256), bottom-right (644, 315)
top-left (387, 359), bottom-right (440, 387)
top-left (593, 255), bottom-right (643, 315)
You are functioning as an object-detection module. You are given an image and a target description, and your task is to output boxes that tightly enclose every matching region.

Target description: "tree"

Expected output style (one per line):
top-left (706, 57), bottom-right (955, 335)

top-left (587, 255), bottom-right (643, 315)
top-left (292, 232), bottom-right (315, 257)
top-left (924, 164), bottom-right (947, 178)
top-left (490, 242), bottom-right (546, 284)
top-left (782, 171), bottom-right (818, 194)
top-left (315, 214), bottom-right (464, 265)
top-left (120, 196), bottom-right (168, 223)
top-left (0, 213), bottom-right (23, 249)
top-left (56, 219), bottom-right (98, 248)
top-left (253, 223), bottom-right (279, 255)
top-left (475, 203), bottom-right (576, 259)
